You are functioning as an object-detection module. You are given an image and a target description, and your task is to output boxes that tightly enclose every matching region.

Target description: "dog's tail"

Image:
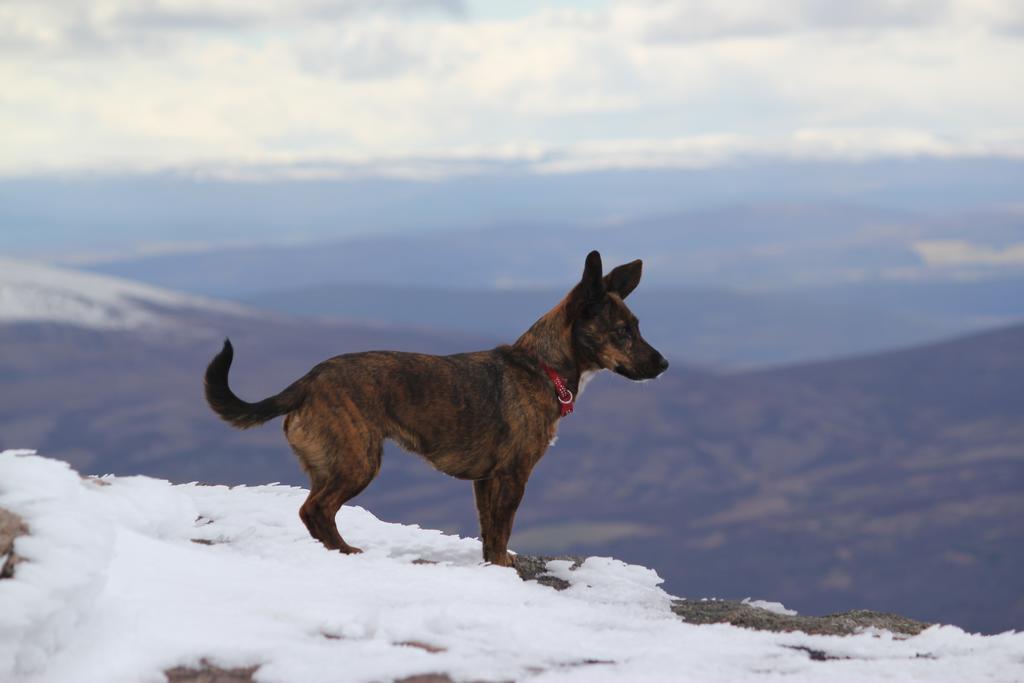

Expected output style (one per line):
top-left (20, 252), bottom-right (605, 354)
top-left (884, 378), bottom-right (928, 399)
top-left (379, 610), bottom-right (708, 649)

top-left (204, 339), bottom-right (307, 429)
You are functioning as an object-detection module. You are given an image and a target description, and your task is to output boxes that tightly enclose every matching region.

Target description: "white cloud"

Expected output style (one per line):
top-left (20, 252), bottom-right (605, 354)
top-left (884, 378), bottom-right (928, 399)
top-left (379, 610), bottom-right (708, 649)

top-left (0, 0), bottom-right (1022, 175)
top-left (914, 240), bottom-right (1024, 267)
top-left (611, 0), bottom-right (947, 43)
top-left (612, 0), bottom-right (1024, 42)
top-left (0, 0), bottom-right (465, 54)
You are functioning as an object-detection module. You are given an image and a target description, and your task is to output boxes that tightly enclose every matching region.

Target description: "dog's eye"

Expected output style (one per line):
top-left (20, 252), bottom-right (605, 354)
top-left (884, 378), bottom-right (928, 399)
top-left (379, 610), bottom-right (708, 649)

top-left (614, 326), bottom-right (632, 341)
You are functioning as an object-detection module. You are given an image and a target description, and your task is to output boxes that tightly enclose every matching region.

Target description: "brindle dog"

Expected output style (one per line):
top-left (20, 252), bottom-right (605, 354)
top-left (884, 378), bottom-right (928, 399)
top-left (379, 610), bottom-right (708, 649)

top-left (204, 250), bottom-right (668, 566)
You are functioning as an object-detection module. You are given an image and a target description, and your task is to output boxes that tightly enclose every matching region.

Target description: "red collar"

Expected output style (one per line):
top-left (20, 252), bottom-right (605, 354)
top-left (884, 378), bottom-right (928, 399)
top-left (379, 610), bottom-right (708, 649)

top-left (539, 362), bottom-right (575, 417)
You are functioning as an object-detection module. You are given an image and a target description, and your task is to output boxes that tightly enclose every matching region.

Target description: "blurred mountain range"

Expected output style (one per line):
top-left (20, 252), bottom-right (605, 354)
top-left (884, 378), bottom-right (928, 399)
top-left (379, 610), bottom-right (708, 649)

top-left (5, 159), bottom-right (1024, 264)
top-left (1, 260), bottom-right (1020, 633)
top-left (234, 283), bottom-right (1002, 368)
top-left (81, 202), bottom-right (1024, 293)
top-left (53, 196), bottom-right (1021, 367)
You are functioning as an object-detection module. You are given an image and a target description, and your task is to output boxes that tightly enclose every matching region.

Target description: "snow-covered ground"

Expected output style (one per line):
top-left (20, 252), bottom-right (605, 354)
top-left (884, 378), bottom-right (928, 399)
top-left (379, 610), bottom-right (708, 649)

top-left (1, 451), bottom-right (1022, 683)
top-left (0, 258), bottom-right (247, 330)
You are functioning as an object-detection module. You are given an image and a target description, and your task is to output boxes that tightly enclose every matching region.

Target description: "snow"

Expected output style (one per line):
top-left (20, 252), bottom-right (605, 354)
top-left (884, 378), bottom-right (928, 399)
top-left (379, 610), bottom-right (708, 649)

top-left (0, 258), bottom-right (247, 330)
top-left (743, 597), bottom-right (798, 616)
top-left (2, 450), bottom-right (1023, 683)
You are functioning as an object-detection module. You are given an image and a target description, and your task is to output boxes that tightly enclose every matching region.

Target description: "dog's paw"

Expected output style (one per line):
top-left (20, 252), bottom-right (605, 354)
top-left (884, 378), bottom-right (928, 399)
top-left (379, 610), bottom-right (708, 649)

top-left (340, 545), bottom-right (364, 555)
top-left (488, 552), bottom-right (515, 567)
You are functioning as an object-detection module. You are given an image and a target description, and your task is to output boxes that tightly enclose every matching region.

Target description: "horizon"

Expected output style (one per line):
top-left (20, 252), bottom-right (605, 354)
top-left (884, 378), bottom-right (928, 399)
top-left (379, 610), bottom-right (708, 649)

top-left (3, 159), bottom-right (1023, 285)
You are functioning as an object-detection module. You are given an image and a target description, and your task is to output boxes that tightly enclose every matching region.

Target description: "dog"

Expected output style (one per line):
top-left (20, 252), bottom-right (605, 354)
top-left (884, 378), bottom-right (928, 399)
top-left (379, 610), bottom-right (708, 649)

top-left (204, 250), bottom-right (668, 566)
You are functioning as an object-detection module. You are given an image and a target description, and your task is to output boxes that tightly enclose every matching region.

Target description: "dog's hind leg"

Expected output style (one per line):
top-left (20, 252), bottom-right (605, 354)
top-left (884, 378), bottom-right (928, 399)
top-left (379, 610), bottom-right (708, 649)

top-left (298, 446), bottom-right (382, 553)
top-left (299, 486), bottom-right (345, 552)
top-left (288, 415), bottom-right (383, 554)
top-left (473, 471), bottom-right (528, 567)
top-left (300, 484), bottom-right (363, 554)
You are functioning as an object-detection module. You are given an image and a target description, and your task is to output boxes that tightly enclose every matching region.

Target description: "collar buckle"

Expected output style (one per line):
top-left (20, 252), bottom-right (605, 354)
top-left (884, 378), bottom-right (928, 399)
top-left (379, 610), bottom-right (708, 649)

top-left (539, 362), bottom-right (575, 418)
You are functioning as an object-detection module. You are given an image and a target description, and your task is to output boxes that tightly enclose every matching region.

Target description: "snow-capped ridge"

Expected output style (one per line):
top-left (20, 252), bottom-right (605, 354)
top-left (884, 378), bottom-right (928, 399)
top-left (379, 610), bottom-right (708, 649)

top-left (0, 258), bottom-right (249, 331)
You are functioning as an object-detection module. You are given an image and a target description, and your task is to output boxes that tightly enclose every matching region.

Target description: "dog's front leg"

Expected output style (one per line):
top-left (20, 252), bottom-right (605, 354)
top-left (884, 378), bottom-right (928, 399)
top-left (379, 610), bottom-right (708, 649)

top-left (473, 472), bottom-right (528, 567)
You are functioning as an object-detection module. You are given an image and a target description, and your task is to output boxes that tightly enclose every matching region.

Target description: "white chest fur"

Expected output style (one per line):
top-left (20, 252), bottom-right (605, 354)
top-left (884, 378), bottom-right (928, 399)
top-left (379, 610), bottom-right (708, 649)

top-left (549, 370), bottom-right (602, 446)
top-left (576, 369), bottom-right (600, 398)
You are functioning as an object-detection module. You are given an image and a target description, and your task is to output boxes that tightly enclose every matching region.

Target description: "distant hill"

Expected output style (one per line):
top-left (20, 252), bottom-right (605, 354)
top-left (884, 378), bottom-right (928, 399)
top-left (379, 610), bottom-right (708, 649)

top-left (787, 276), bottom-right (1024, 328)
top-left (76, 201), bottom-right (1024, 367)
top-left (82, 202), bottom-right (1024, 295)
top-left (0, 256), bottom-right (247, 331)
top-left (0, 260), bottom-right (488, 483)
top-left (235, 283), bottom-right (964, 368)
top-left (7, 158), bottom-right (1024, 269)
top-left (1, 262), bottom-right (1021, 633)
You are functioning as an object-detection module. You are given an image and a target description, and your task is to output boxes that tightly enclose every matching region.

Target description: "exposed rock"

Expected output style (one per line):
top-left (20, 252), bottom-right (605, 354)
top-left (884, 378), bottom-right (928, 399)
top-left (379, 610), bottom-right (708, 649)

top-left (0, 506), bottom-right (28, 579)
top-left (164, 660), bottom-right (258, 683)
top-left (784, 645), bottom-right (849, 661)
top-left (513, 555), bottom-right (584, 590)
top-left (512, 554), bottom-right (929, 637)
top-left (670, 599), bottom-right (930, 636)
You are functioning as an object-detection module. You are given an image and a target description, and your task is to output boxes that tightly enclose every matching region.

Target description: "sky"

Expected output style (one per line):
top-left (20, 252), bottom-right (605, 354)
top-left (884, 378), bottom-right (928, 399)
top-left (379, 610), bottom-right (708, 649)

top-left (2, 0), bottom-right (1023, 178)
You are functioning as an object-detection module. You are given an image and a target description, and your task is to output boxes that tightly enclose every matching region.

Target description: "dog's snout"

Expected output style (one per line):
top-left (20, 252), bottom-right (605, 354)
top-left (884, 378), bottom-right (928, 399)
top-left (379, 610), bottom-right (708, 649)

top-left (656, 354), bottom-right (669, 373)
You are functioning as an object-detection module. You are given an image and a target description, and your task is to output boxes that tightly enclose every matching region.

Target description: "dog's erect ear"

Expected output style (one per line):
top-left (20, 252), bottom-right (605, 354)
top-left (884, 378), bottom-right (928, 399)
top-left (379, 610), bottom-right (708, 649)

top-left (603, 259), bottom-right (642, 299)
top-left (567, 250), bottom-right (605, 319)
top-left (582, 250), bottom-right (603, 289)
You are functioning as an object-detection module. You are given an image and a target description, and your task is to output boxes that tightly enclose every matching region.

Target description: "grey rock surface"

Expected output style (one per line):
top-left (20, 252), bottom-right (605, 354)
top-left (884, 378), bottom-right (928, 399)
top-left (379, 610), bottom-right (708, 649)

top-left (513, 554), bottom-right (584, 590)
top-left (670, 598), bottom-right (930, 636)
top-left (514, 554), bottom-right (930, 637)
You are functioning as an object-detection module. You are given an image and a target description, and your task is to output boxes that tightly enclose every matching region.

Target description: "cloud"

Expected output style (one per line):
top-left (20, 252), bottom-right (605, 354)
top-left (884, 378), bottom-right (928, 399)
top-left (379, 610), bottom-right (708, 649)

top-left (0, 0), bottom-right (465, 55)
top-left (612, 0), bottom-right (1024, 43)
top-left (1, 0), bottom-right (1022, 175)
top-left (913, 240), bottom-right (1024, 268)
top-left (163, 130), bottom-right (1024, 181)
